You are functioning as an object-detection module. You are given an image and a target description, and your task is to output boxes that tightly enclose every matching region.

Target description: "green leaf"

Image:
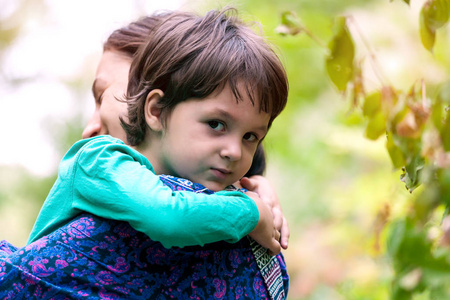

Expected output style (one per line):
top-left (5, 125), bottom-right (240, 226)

top-left (363, 92), bottom-right (382, 117)
top-left (419, 4), bottom-right (437, 52)
top-left (276, 11), bottom-right (303, 36)
top-left (400, 155), bottom-right (424, 192)
top-left (281, 11), bottom-right (301, 29)
top-left (421, 0), bottom-right (450, 30)
top-left (390, 0), bottom-right (410, 4)
top-left (325, 16), bottom-right (355, 92)
top-left (437, 169), bottom-right (450, 206)
top-left (365, 111), bottom-right (386, 140)
top-left (433, 81), bottom-right (450, 130)
top-left (431, 99), bottom-right (444, 131)
top-left (387, 133), bottom-right (406, 169)
top-left (386, 218), bottom-right (406, 259)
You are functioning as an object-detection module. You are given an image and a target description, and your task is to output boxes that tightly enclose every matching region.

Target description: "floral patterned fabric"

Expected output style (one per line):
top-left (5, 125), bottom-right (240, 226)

top-left (0, 175), bottom-right (288, 299)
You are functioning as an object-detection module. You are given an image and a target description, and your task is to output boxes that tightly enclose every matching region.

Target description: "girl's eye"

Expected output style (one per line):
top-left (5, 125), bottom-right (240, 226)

top-left (243, 132), bottom-right (258, 142)
top-left (208, 120), bottom-right (225, 131)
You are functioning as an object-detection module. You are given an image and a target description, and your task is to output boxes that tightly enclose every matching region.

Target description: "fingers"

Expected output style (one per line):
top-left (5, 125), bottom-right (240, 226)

top-left (268, 239), bottom-right (282, 256)
top-left (272, 206), bottom-right (289, 249)
top-left (275, 228), bottom-right (281, 242)
top-left (272, 207), bottom-right (283, 232)
top-left (280, 217), bottom-right (290, 250)
top-left (239, 177), bottom-right (257, 191)
top-left (267, 229), bottom-right (282, 256)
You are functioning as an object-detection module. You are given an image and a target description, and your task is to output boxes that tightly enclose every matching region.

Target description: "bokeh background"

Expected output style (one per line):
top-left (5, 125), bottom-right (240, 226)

top-left (2, 0), bottom-right (448, 299)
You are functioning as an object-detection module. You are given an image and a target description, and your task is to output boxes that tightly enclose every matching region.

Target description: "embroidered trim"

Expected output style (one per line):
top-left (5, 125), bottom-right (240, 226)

top-left (248, 237), bottom-right (285, 300)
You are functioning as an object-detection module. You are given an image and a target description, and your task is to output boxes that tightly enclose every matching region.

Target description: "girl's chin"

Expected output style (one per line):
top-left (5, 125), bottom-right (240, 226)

top-left (200, 181), bottom-right (229, 192)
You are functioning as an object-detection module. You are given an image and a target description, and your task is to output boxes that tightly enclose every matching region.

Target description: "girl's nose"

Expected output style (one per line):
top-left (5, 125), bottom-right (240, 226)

top-left (220, 138), bottom-right (242, 161)
top-left (82, 114), bottom-right (102, 139)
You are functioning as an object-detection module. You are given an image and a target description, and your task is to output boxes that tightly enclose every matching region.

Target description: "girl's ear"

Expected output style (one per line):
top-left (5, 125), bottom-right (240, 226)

top-left (144, 89), bottom-right (165, 131)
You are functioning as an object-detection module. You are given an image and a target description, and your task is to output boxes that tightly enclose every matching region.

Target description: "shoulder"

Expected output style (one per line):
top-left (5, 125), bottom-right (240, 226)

top-left (63, 135), bottom-right (152, 170)
top-left (73, 135), bottom-right (125, 152)
top-left (63, 135), bottom-right (122, 162)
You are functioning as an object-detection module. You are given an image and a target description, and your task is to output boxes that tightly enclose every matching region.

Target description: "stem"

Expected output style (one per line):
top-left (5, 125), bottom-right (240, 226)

top-left (346, 15), bottom-right (391, 88)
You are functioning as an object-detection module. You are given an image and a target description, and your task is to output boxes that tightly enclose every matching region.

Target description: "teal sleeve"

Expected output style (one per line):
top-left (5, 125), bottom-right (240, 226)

top-left (71, 137), bottom-right (259, 248)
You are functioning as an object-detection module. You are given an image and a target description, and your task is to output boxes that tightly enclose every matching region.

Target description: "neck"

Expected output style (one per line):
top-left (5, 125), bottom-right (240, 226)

top-left (132, 136), bottom-right (164, 175)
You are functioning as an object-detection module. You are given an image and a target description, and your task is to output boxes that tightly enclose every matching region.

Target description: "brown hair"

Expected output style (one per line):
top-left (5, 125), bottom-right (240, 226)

top-left (104, 10), bottom-right (272, 176)
top-left (103, 14), bottom-right (166, 57)
top-left (122, 8), bottom-right (288, 147)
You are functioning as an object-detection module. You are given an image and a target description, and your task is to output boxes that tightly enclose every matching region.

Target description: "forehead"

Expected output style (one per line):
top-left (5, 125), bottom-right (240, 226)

top-left (94, 50), bottom-right (132, 91)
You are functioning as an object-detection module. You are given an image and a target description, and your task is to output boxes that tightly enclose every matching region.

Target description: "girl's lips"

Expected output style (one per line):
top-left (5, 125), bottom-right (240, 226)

top-left (210, 168), bottom-right (231, 179)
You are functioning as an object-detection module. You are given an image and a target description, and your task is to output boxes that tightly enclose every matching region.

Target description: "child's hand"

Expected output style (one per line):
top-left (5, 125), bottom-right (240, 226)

top-left (245, 190), bottom-right (282, 256)
top-left (240, 176), bottom-right (289, 250)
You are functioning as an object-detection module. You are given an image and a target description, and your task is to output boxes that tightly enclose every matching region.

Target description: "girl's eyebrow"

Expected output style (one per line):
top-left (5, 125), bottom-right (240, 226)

top-left (214, 108), bottom-right (235, 121)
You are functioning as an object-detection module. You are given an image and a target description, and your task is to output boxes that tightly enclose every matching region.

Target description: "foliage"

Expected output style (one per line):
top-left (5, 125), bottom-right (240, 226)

top-left (419, 0), bottom-right (450, 51)
top-left (2, 0), bottom-right (443, 299)
top-left (278, 0), bottom-right (450, 298)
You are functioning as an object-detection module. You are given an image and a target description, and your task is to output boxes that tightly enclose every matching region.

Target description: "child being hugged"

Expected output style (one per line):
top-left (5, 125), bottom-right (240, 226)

top-left (10, 7), bottom-right (289, 299)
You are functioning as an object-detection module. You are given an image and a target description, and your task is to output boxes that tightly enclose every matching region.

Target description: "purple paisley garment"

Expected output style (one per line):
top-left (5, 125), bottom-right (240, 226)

top-left (0, 175), bottom-right (289, 299)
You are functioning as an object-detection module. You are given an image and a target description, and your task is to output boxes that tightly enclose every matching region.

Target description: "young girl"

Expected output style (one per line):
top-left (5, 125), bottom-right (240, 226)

top-left (1, 8), bottom-right (289, 299)
top-left (83, 11), bottom-right (288, 249)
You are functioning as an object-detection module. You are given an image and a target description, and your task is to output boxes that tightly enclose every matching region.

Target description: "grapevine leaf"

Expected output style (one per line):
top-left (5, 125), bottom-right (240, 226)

top-left (325, 16), bottom-right (355, 92)
top-left (365, 112), bottom-right (386, 140)
top-left (421, 0), bottom-right (450, 31)
top-left (419, 5), bottom-right (437, 52)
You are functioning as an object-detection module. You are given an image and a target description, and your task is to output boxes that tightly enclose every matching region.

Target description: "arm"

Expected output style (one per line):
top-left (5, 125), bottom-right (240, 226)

top-left (72, 137), bottom-right (258, 249)
top-left (240, 175), bottom-right (289, 249)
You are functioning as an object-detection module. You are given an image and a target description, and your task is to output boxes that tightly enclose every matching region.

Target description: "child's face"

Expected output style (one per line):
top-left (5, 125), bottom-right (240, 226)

top-left (82, 50), bottom-right (131, 142)
top-left (152, 84), bottom-right (270, 191)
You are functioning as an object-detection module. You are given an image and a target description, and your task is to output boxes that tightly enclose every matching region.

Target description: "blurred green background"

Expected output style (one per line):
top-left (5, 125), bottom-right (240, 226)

top-left (2, 0), bottom-right (447, 299)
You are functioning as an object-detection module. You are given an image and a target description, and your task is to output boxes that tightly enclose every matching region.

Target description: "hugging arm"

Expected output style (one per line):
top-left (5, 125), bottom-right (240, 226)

top-left (56, 137), bottom-right (280, 254)
top-left (241, 175), bottom-right (289, 249)
top-left (71, 138), bottom-right (259, 248)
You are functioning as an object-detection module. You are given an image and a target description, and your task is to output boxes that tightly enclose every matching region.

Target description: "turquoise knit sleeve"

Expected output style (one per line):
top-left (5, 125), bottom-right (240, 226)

top-left (71, 136), bottom-right (259, 248)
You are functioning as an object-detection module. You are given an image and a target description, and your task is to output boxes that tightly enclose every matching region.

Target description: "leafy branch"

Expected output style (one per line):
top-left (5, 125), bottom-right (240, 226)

top-left (278, 1), bottom-right (450, 298)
